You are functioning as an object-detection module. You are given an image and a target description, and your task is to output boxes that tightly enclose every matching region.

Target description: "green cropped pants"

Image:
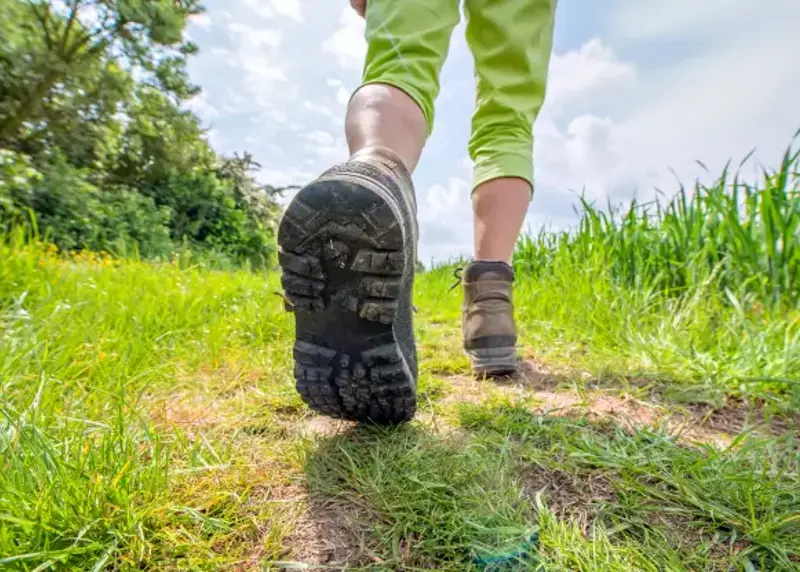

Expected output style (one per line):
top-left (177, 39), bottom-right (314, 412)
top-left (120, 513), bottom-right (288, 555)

top-left (360, 0), bottom-right (557, 193)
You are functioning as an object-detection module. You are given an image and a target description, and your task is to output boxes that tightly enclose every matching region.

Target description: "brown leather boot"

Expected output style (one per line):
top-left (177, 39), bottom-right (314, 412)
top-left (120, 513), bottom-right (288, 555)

top-left (461, 261), bottom-right (519, 376)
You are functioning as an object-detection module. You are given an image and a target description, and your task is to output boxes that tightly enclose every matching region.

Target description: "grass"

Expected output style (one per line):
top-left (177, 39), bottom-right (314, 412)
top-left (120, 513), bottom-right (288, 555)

top-left (514, 136), bottom-right (800, 309)
top-left (1, 145), bottom-right (799, 570)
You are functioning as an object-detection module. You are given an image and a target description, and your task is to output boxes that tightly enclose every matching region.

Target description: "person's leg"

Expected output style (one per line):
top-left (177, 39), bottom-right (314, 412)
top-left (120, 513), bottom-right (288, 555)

top-left (277, 0), bottom-right (459, 423)
top-left (472, 179), bottom-right (531, 264)
top-left (467, 0), bottom-right (557, 263)
top-left (460, 0), bottom-right (557, 376)
top-left (346, 85), bottom-right (427, 173)
top-left (346, 1), bottom-right (460, 172)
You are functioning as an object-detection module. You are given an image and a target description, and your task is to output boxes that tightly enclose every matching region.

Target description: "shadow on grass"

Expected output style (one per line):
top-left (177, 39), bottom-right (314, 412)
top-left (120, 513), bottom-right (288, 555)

top-left (292, 423), bottom-right (538, 570)
top-left (467, 359), bottom-right (800, 439)
top-left (281, 403), bottom-right (799, 571)
top-left (457, 401), bottom-right (800, 571)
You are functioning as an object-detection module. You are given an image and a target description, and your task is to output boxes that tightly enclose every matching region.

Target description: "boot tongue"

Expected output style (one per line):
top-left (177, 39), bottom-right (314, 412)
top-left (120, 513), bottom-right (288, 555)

top-left (465, 260), bottom-right (514, 282)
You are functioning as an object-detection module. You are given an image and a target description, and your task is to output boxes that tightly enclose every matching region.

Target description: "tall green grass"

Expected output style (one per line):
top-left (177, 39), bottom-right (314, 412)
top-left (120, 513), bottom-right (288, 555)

top-left (515, 138), bottom-right (800, 310)
top-left (0, 232), bottom-right (294, 568)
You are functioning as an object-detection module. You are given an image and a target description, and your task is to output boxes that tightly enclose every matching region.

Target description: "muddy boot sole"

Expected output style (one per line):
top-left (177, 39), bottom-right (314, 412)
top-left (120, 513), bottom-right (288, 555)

top-left (277, 174), bottom-right (416, 425)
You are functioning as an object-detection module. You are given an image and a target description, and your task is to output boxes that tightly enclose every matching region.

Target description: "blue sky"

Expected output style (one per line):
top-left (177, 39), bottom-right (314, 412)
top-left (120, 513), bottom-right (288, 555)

top-left (185, 0), bottom-right (800, 264)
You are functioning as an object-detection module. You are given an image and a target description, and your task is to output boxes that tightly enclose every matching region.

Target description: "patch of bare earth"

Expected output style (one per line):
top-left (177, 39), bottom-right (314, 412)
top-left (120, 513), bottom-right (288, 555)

top-left (170, 469), bottom-right (374, 571)
top-left (147, 387), bottom-right (233, 434)
top-left (143, 362), bottom-right (312, 441)
top-left (682, 399), bottom-right (800, 437)
top-left (218, 483), bottom-right (303, 571)
top-left (142, 363), bottom-right (375, 570)
top-left (520, 465), bottom-right (616, 535)
top-left (146, 368), bottom-right (375, 571)
top-left (144, 365), bottom-right (271, 435)
top-left (298, 415), bottom-right (357, 439)
top-left (439, 359), bottom-right (798, 447)
top-left (282, 497), bottom-right (373, 570)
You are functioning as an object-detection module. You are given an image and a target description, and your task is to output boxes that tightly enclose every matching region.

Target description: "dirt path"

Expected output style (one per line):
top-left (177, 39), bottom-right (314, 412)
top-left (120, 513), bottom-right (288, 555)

top-left (435, 359), bottom-right (795, 448)
top-left (141, 357), bottom-right (798, 570)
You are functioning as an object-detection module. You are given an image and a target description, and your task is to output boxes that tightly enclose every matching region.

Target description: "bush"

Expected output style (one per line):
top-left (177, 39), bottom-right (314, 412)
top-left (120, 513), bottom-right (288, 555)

top-left (0, 149), bottom-right (40, 228)
top-left (0, 0), bottom-right (285, 268)
top-left (92, 188), bottom-right (174, 258)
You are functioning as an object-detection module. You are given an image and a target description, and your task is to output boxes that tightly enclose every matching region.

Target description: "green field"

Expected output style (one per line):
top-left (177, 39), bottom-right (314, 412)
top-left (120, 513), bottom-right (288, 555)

top-left (1, 150), bottom-right (799, 571)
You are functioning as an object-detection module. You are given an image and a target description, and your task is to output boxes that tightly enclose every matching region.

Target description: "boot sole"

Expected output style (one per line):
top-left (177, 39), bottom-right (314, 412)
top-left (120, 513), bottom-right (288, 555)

top-left (277, 174), bottom-right (416, 425)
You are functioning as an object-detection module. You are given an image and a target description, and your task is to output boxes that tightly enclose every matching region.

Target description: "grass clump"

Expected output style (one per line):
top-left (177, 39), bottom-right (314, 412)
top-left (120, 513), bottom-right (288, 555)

top-left (456, 400), bottom-right (799, 571)
top-left (515, 139), bottom-right (800, 309)
top-left (0, 235), bottom-right (298, 569)
top-left (304, 425), bottom-right (534, 569)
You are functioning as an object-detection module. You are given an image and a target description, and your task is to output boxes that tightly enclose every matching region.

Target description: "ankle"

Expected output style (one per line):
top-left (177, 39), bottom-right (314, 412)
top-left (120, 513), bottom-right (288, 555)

top-left (472, 178), bottom-right (530, 264)
top-left (345, 84), bottom-right (427, 172)
top-left (474, 259), bottom-right (512, 267)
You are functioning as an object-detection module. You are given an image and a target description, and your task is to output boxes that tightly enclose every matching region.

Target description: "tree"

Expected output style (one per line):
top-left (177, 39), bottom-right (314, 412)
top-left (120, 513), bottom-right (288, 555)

top-left (0, 1), bottom-right (289, 267)
top-left (0, 0), bottom-right (203, 145)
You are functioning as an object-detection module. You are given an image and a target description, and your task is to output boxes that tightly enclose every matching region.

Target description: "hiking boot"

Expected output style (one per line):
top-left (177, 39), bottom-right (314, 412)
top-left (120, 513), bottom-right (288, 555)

top-left (461, 261), bottom-right (519, 376)
top-left (277, 147), bottom-right (418, 425)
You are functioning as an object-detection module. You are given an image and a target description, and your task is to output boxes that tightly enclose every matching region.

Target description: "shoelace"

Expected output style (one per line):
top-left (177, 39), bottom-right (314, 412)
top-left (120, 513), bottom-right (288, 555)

top-left (448, 267), bottom-right (463, 292)
top-left (274, 291), bottom-right (293, 308)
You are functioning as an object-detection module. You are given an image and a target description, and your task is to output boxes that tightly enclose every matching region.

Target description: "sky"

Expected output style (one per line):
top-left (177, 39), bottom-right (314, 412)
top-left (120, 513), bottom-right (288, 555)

top-left (184, 0), bottom-right (800, 264)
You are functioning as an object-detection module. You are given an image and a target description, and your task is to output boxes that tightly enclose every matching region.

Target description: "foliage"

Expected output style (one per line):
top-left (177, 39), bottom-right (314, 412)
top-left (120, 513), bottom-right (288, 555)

top-left (515, 139), bottom-right (800, 310)
top-left (0, 149), bottom-right (40, 220)
top-left (0, 0), bottom-right (285, 266)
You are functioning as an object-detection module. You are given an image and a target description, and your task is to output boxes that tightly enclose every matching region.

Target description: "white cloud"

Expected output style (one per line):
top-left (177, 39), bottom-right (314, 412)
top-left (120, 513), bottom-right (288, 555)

top-left (418, 175), bottom-right (474, 263)
top-left (323, 8), bottom-right (367, 69)
top-left (223, 24), bottom-right (289, 120)
top-left (226, 24), bottom-right (281, 49)
top-left (187, 94), bottom-right (219, 124)
top-left (533, 39), bottom-right (640, 201)
top-left (612, 0), bottom-right (762, 40)
top-left (336, 86), bottom-right (351, 106)
top-left (303, 101), bottom-right (334, 118)
top-left (304, 130), bottom-right (335, 147)
top-left (617, 22), bottom-right (800, 174)
top-left (267, 0), bottom-right (303, 21)
top-left (533, 0), bottom-right (800, 208)
top-left (261, 168), bottom-right (315, 194)
top-left (207, 128), bottom-right (230, 151)
top-left (546, 39), bottom-right (635, 106)
top-left (240, 0), bottom-right (274, 19)
top-left (190, 13), bottom-right (213, 30)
